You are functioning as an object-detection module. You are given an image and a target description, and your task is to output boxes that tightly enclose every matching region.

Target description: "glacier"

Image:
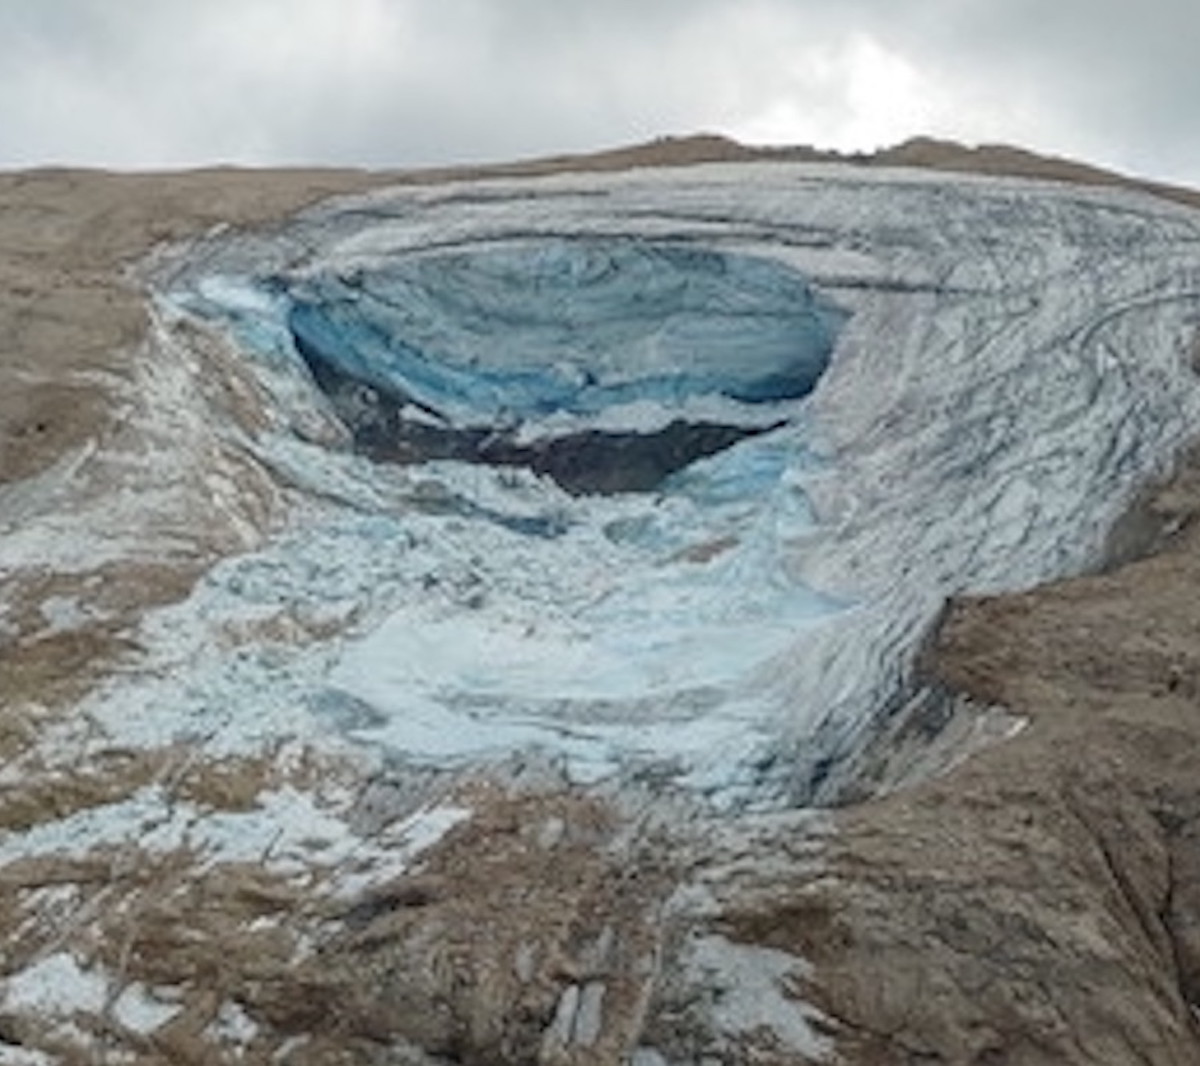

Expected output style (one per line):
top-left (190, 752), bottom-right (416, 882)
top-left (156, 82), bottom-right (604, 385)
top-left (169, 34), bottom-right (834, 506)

top-left (124, 161), bottom-right (1200, 804)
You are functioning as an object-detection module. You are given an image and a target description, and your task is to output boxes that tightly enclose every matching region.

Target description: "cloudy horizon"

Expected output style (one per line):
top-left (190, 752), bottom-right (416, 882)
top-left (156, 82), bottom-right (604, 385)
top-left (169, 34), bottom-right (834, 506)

top-left (2, 0), bottom-right (1197, 186)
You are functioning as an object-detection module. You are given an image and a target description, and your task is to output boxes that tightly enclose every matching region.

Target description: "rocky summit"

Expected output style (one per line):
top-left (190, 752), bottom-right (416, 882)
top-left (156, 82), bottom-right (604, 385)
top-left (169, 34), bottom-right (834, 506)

top-left (3, 138), bottom-right (1200, 1065)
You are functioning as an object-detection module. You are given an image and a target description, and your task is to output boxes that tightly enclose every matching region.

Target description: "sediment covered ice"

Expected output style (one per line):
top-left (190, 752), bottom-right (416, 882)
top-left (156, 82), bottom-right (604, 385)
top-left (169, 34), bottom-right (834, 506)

top-left (132, 162), bottom-right (1200, 802)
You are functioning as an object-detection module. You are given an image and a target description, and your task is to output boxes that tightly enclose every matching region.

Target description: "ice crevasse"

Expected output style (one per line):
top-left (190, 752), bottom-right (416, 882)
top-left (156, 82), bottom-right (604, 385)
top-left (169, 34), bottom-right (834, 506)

top-left (137, 162), bottom-right (1200, 804)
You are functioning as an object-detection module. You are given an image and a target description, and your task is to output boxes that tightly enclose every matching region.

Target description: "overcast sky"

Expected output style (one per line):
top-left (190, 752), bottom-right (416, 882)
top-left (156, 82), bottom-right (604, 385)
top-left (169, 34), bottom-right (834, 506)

top-left (2, 0), bottom-right (1197, 185)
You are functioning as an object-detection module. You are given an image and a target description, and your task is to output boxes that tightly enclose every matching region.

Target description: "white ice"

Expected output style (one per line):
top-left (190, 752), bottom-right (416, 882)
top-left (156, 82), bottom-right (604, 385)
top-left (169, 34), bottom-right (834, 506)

top-left (3, 952), bottom-right (107, 1018)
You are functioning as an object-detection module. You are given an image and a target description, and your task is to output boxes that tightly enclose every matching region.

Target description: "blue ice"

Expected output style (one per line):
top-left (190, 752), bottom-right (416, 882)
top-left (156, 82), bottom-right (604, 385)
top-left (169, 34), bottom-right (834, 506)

top-left (282, 239), bottom-right (846, 426)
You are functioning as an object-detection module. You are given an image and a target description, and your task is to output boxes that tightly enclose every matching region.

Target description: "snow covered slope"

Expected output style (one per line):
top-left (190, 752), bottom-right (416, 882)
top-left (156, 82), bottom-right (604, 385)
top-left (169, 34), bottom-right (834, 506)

top-left (125, 161), bottom-right (1200, 804)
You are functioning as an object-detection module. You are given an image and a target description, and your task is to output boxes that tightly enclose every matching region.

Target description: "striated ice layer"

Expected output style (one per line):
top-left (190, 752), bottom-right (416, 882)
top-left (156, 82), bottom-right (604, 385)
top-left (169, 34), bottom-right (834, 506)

top-left (285, 239), bottom-right (844, 431)
top-left (129, 162), bottom-right (1200, 804)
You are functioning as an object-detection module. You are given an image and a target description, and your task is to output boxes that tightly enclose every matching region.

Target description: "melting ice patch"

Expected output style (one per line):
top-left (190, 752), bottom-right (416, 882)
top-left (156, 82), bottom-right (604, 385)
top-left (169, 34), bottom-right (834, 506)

top-left (328, 434), bottom-right (841, 786)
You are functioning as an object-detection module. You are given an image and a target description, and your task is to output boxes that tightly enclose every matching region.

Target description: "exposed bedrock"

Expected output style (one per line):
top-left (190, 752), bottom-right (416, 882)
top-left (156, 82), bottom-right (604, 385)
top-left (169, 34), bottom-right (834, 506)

top-left (299, 338), bottom-right (782, 494)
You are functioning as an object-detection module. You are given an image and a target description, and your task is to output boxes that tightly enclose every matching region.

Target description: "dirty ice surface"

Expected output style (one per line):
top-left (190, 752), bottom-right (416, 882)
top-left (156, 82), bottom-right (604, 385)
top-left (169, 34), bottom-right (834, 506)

top-left (130, 161), bottom-right (1200, 803)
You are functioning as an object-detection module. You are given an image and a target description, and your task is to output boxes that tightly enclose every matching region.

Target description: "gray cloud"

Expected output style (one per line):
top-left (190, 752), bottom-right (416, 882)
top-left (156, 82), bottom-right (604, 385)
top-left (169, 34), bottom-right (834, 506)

top-left (0, 0), bottom-right (1198, 184)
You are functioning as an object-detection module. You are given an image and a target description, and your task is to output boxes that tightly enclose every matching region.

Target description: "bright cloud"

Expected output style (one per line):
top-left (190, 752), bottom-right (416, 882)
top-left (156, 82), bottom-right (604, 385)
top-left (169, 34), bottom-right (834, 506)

top-left (0, 0), bottom-right (1196, 184)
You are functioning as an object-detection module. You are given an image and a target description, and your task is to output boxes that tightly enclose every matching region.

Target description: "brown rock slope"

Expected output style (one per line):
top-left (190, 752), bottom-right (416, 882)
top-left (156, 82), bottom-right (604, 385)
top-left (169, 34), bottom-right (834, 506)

top-left (718, 458), bottom-right (1200, 1064)
top-left (0, 166), bottom-right (394, 713)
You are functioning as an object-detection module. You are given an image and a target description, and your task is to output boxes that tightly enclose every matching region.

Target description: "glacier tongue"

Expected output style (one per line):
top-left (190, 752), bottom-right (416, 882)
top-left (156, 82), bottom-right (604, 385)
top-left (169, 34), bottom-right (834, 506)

top-left (135, 162), bottom-right (1200, 804)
